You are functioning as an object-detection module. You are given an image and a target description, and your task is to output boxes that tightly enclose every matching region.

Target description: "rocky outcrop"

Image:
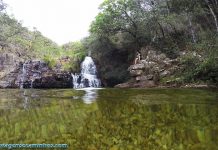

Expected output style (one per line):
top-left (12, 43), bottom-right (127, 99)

top-left (0, 55), bottom-right (73, 88)
top-left (115, 50), bottom-right (182, 88)
top-left (19, 60), bottom-right (72, 88)
top-left (0, 53), bottom-right (22, 88)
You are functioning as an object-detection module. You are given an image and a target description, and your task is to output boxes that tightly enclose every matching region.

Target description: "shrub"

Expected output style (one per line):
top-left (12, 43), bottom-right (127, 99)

top-left (43, 55), bottom-right (57, 69)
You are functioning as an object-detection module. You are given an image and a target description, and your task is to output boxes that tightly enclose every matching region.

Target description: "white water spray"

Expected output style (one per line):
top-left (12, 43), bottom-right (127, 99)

top-left (20, 63), bottom-right (27, 89)
top-left (72, 56), bottom-right (101, 88)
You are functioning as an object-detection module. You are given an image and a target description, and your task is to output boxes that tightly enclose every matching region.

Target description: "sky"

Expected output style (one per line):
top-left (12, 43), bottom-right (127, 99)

top-left (4, 0), bottom-right (103, 45)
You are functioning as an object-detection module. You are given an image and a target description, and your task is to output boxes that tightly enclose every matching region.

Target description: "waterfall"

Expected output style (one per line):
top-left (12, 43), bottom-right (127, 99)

top-left (72, 56), bottom-right (101, 88)
top-left (71, 73), bottom-right (80, 89)
top-left (30, 79), bottom-right (34, 88)
top-left (20, 63), bottom-right (27, 89)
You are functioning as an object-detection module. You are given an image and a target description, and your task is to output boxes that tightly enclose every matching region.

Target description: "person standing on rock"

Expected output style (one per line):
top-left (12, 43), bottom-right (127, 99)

top-left (134, 51), bottom-right (141, 64)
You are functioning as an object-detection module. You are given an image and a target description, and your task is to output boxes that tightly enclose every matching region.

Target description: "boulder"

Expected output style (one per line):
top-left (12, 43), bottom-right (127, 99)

top-left (146, 50), bottom-right (157, 61)
top-left (136, 75), bottom-right (153, 81)
top-left (157, 53), bottom-right (167, 61)
top-left (130, 70), bottom-right (144, 77)
top-left (143, 61), bottom-right (156, 69)
top-left (32, 73), bottom-right (72, 88)
top-left (160, 70), bottom-right (170, 78)
top-left (115, 49), bottom-right (182, 88)
top-left (128, 64), bottom-right (145, 70)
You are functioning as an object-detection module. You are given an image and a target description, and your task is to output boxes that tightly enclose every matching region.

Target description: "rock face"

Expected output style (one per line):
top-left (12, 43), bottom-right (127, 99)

top-left (0, 53), bottom-right (21, 88)
top-left (0, 55), bottom-right (72, 88)
top-left (19, 60), bottom-right (72, 88)
top-left (115, 50), bottom-right (181, 88)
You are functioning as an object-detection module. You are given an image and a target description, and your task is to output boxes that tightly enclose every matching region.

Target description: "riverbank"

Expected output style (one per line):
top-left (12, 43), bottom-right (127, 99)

top-left (114, 48), bottom-right (217, 89)
top-left (115, 82), bottom-right (217, 89)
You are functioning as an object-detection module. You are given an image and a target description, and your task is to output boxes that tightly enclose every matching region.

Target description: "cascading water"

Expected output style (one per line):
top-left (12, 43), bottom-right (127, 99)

top-left (71, 73), bottom-right (80, 89)
top-left (20, 63), bottom-right (27, 89)
top-left (72, 56), bottom-right (101, 88)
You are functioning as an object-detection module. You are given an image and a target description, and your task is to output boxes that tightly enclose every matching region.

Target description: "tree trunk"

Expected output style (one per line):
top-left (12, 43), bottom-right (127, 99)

top-left (165, 0), bottom-right (170, 14)
top-left (187, 14), bottom-right (197, 43)
top-left (157, 22), bottom-right (165, 38)
top-left (205, 0), bottom-right (218, 33)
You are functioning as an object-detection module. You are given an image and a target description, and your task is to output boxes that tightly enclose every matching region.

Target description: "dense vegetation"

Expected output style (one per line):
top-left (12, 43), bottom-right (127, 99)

top-left (0, 0), bottom-right (218, 86)
top-left (85, 0), bottom-right (218, 86)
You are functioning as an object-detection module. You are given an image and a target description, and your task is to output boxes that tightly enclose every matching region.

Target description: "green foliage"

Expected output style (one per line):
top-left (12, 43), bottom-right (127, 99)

top-left (61, 41), bottom-right (87, 72)
top-left (183, 54), bottom-right (218, 85)
top-left (194, 57), bottom-right (218, 84)
top-left (43, 55), bottom-right (56, 69)
top-left (0, 14), bottom-right (24, 49)
top-left (1, 0), bottom-right (218, 86)
top-left (87, 0), bottom-right (218, 86)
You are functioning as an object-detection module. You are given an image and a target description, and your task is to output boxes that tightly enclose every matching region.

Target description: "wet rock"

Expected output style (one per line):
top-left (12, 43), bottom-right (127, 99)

top-left (115, 82), bottom-right (132, 88)
top-left (82, 78), bottom-right (90, 87)
top-left (115, 80), bottom-right (155, 88)
top-left (133, 80), bottom-right (156, 88)
top-left (0, 59), bottom-right (73, 89)
top-left (32, 73), bottom-right (72, 88)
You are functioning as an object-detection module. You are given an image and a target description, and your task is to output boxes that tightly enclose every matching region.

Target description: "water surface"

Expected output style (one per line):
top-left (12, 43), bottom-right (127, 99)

top-left (0, 88), bottom-right (217, 149)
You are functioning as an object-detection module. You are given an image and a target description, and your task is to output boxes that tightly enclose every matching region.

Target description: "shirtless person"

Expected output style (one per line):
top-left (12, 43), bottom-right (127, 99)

top-left (134, 51), bottom-right (141, 64)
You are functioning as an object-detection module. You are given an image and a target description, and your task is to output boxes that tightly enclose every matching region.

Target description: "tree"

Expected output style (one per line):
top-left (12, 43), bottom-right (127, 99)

top-left (90, 0), bottom-right (155, 48)
top-left (204, 0), bottom-right (218, 33)
top-left (0, 14), bottom-right (24, 50)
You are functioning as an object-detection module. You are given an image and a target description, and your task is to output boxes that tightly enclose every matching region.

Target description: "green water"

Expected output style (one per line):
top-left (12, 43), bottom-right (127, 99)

top-left (0, 88), bottom-right (218, 149)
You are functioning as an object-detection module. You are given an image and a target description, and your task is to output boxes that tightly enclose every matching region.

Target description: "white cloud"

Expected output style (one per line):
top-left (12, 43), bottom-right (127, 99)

top-left (4, 0), bottom-right (103, 45)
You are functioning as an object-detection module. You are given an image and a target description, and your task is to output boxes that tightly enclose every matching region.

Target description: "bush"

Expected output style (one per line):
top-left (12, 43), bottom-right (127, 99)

top-left (43, 55), bottom-right (57, 69)
top-left (192, 58), bottom-right (218, 85)
top-left (182, 49), bottom-right (218, 85)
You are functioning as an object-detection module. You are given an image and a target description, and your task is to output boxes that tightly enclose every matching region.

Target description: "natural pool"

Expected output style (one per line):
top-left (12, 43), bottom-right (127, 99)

top-left (0, 88), bottom-right (217, 149)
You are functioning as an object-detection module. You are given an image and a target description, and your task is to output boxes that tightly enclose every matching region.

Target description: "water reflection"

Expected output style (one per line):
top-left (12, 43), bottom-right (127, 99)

top-left (0, 89), bottom-right (83, 110)
top-left (23, 90), bottom-right (30, 110)
top-left (0, 88), bottom-right (218, 149)
top-left (77, 88), bottom-right (102, 104)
